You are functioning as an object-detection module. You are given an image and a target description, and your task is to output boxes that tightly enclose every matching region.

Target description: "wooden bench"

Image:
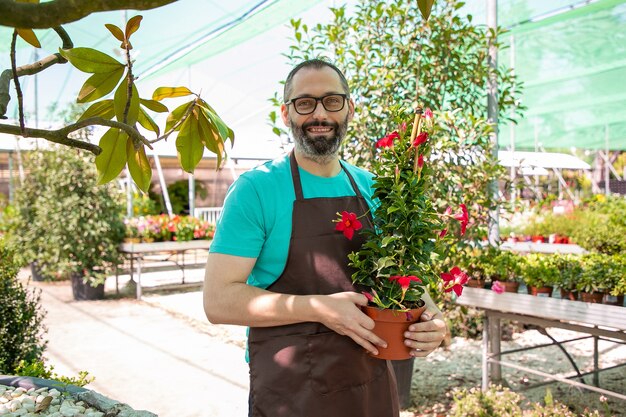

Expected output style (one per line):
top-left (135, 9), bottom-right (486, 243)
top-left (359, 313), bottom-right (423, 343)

top-left (456, 287), bottom-right (626, 400)
top-left (118, 240), bottom-right (211, 299)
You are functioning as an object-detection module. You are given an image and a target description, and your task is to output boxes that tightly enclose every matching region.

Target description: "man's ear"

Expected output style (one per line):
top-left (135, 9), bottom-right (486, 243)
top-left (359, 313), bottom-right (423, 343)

top-left (280, 103), bottom-right (290, 127)
top-left (347, 98), bottom-right (355, 122)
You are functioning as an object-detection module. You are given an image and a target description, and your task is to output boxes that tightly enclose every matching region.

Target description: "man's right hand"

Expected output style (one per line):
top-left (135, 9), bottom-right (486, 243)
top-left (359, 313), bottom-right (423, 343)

top-left (310, 292), bottom-right (387, 355)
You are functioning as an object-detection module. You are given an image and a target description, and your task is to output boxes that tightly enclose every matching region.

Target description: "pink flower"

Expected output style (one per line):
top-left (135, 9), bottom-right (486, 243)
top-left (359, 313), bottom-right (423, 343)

top-left (376, 131), bottom-right (400, 148)
top-left (441, 266), bottom-right (469, 297)
top-left (423, 108), bottom-right (433, 119)
top-left (389, 275), bottom-right (422, 291)
top-left (453, 204), bottom-right (469, 236)
top-left (334, 211), bottom-right (362, 240)
top-left (412, 132), bottom-right (429, 147)
top-left (492, 281), bottom-right (505, 294)
top-left (361, 291), bottom-right (374, 302)
top-left (399, 122), bottom-right (407, 132)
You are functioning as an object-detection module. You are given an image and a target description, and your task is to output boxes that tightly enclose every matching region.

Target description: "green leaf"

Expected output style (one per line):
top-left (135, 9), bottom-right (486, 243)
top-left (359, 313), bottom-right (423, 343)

top-left (126, 141), bottom-right (152, 192)
top-left (95, 128), bottom-right (128, 184)
top-left (105, 24), bottom-right (125, 42)
top-left (140, 99), bottom-right (168, 113)
top-left (137, 107), bottom-right (160, 136)
top-left (152, 86), bottom-right (194, 101)
top-left (198, 100), bottom-right (232, 144)
top-left (77, 99), bottom-right (115, 122)
top-left (58, 47), bottom-right (124, 73)
top-left (125, 15), bottom-right (143, 39)
top-left (16, 28), bottom-right (41, 48)
top-left (197, 112), bottom-right (224, 168)
top-left (165, 101), bottom-right (193, 133)
top-left (113, 78), bottom-right (140, 124)
top-left (77, 67), bottom-right (125, 103)
top-left (417, 0), bottom-right (434, 20)
top-left (176, 115), bottom-right (204, 173)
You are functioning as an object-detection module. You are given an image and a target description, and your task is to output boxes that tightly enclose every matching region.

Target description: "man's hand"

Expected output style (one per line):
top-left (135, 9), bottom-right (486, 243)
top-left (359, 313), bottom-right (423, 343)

top-left (312, 292), bottom-right (387, 355)
top-left (403, 310), bottom-right (447, 357)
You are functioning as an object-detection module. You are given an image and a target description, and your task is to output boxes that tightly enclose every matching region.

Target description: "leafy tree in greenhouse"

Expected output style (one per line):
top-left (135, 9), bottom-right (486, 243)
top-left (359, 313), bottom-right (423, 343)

top-left (270, 0), bottom-right (524, 242)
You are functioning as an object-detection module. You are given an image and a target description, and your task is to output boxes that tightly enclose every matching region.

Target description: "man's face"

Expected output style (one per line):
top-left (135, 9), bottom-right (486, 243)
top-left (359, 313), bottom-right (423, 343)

top-left (281, 67), bottom-right (354, 160)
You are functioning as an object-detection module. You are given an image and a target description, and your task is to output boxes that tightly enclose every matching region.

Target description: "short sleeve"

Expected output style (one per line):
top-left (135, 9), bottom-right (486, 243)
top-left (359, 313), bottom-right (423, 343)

top-left (210, 175), bottom-right (265, 258)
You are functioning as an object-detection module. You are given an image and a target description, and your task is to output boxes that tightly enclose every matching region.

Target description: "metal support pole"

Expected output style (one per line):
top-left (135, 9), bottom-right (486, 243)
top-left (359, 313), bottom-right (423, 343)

top-left (487, 0), bottom-right (499, 246)
top-left (482, 314), bottom-right (490, 391)
top-left (489, 315), bottom-right (502, 382)
top-left (188, 173), bottom-right (195, 217)
top-left (604, 125), bottom-right (610, 195)
top-left (8, 151), bottom-right (13, 203)
top-left (153, 153), bottom-right (173, 216)
top-left (126, 168), bottom-right (133, 218)
top-left (593, 334), bottom-right (599, 387)
top-left (509, 34), bottom-right (516, 204)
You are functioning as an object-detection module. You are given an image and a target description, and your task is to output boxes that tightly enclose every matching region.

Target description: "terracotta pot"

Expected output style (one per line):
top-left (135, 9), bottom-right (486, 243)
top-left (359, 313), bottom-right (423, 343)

top-left (362, 305), bottom-right (426, 360)
top-left (466, 279), bottom-right (485, 288)
top-left (501, 281), bottom-right (520, 293)
top-left (603, 294), bottom-right (624, 306)
top-left (559, 288), bottom-right (578, 301)
top-left (580, 291), bottom-right (604, 304)
top-left (528, 286), bottom-right (553, 297)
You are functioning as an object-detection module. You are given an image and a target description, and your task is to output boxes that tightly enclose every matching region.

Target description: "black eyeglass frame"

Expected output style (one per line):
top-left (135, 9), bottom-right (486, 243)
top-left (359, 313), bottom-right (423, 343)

top-left (285, 93), bottom-right (349, 115)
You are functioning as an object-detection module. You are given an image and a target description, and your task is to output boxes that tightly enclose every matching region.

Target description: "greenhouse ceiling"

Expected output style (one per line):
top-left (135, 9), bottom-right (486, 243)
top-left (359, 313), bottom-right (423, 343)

top-left (1, 0), bottom-right (625, 153)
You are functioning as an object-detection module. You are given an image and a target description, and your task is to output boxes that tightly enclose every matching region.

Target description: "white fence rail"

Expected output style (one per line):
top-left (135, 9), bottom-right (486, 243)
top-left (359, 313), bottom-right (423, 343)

top-left (194, 207), bottom-right (223, 224)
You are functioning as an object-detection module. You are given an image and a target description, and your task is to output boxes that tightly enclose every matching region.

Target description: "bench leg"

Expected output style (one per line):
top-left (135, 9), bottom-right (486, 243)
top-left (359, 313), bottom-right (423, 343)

top-left (593, 334), bottom-right (599, 386)
top-left (489, 315), bottom-right (502, 382)
top-left (482, 315), bottom-right (490, 390)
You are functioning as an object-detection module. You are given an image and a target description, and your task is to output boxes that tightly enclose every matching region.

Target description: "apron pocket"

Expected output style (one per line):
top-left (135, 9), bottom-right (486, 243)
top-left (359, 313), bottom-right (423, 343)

top-left (307, 331), bottom-right (385, 395)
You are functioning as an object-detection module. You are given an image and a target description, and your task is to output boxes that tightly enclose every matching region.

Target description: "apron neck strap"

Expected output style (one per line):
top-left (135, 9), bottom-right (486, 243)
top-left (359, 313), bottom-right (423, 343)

top-left (289, 151), bottom-right (364, 201)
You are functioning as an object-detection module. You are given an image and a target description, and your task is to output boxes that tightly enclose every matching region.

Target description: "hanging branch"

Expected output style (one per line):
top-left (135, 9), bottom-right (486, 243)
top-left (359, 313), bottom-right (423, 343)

top-left (10, 31), bottom-right (25, 134)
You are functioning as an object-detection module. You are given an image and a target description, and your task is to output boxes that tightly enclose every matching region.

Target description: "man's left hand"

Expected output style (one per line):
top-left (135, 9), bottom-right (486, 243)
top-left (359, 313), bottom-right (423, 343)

top-left (403, 310), bottom-right (447, 357)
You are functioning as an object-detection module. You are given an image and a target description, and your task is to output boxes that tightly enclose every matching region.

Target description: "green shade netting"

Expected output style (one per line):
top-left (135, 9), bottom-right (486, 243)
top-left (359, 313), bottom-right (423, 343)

top-left (496, 0), bottom-right (626, 150)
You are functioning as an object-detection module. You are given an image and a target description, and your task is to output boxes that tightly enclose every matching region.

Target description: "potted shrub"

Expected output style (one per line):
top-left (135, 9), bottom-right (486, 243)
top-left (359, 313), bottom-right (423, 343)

top-left (520, 254), bottom-right (558, 297)
top-left (454, 246), bottom-right (489, 289)
top-left (577, 253), bottom-right (613, 303)
top-left (552, 254), bottom-right (582, 301)
top-left (606, 254), bottom-right (625, 306)
top-left (343, 106), bottom-right (469, 360)
top-left (488, 248), bottom-right (523, 293)
top-left (12, 148), bottom-right (125, 301)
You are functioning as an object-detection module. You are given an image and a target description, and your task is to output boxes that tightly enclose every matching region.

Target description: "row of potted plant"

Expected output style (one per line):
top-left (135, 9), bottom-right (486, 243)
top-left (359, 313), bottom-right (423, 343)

top-left (123, 215), bottom-right (215, 243)
top-left (457, 247), bottom-right (625, 305)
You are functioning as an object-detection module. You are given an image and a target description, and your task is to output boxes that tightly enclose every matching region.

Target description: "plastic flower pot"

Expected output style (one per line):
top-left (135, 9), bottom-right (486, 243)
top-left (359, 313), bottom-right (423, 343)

top-left (501, 281), bottom-right (520, 293)
top-left (559, 288), bottom-right (579, 301)
top-left (528, 286), bottom-right (553, 297)
top-left (362, 305), bottom-right (426, 360)
top-left (466, 278), bottom-right (485, 288)
top-left (70, 272), bottom-right (105, 301)
top-left (603, 294), bottom-right (624, 306)
top-left (580, 291), bottom-right (605, 304)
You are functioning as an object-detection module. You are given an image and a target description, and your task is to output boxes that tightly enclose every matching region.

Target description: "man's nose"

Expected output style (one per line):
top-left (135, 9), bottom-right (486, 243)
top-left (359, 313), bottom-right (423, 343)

top-left (310, 100), bottom-right (328, 119)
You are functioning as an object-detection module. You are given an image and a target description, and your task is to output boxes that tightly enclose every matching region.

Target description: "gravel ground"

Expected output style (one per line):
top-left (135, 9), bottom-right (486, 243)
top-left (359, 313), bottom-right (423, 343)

top-left (401, 328), bottom-right (626, 417)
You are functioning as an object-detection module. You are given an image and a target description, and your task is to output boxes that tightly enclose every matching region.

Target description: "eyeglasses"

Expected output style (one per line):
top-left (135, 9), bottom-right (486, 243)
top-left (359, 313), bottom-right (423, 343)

top-left (285, 94), bottom-right (348, 115)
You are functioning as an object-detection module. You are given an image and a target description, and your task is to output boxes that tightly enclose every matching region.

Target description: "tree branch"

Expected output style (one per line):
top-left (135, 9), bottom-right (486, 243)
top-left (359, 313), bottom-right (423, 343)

top-left (60, 117), bottom-right (154, 150)
top-left (1, 27), bottom-right (73, 119)
top-left (0, 122), bottom-right (101, 154)
top-left (0, 0), bottom-right (179, 28)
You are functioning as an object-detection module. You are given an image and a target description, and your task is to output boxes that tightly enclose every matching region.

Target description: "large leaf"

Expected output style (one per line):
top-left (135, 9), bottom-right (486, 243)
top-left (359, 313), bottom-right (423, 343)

top-left (77, 67), bottom-right (125, 103)
top-left (176, 115), bottom-right (204, 173)
top-left (165, 101), bottom-right (193, 133)
top-left (77, 99), bottom-right (115, 122)
top-left (417, 0), bottom-right (435, 21)
top-left (126, 141), bottom-right (152, 192)
top-left (197, 112), bottom-right (224, 168)
top-left (16, 29), bottom-right (40, 48)
top-left (140, 98), bottom-right (168, 113)
top-left (113, 78), bottom-right (140, 125)
top-left (137, 107), bottom-right (160, 136)
top-left (198, 99), bottom-right (233, 145)
top-left (95, 128), bottom-right (128, 184)
top-left (125, 15), bottom-right (143, 39)
top-left (152, 86), bottom-right (194, 101)
top-left (58, 47), bottom-right (124, 73)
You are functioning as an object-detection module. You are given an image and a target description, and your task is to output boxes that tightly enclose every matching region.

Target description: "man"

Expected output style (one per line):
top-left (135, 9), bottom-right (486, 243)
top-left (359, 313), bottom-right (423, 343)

top-left (203, 59), bottom-right (447, 417)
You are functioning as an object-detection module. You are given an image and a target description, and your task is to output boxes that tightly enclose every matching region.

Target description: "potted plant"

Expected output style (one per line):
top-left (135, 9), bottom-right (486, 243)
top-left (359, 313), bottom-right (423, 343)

top-left (342, 106), bottom-right (469, 360)
top-left (520, 254), bottom-right (558, 297)
top-left (11, 148), bottom-right (125, 300)
top-left (552, 254), bottom-right (582, 301)
top-left (488, 249), bottom-right (523, 293)
top-left (606, 254), bottom-right (625, 306)
top-left (578, 253), bottom-right (614, 303)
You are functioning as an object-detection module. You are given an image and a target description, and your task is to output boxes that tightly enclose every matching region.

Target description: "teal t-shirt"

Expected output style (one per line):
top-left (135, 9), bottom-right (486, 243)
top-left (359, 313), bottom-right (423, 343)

top-left (209, 153), bottom-right (375, 288)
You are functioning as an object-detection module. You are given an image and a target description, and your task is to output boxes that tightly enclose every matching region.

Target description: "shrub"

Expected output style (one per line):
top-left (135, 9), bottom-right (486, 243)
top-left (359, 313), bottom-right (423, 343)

top-left (570, 197), bottom-right (626, 255)
top-left (520, 254), bottom-right (558, 288)
top-left (0, 238), bottom-right (47, 374)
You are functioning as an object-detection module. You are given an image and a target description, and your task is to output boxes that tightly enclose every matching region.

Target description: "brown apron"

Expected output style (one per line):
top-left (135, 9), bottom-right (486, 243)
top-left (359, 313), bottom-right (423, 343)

top-left (248, 152), bottom-right (400, 417)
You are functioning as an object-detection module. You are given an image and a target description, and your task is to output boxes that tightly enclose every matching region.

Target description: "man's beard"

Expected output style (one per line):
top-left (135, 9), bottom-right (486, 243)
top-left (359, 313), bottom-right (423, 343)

top-left (290, 115), bottom-right (348, 164)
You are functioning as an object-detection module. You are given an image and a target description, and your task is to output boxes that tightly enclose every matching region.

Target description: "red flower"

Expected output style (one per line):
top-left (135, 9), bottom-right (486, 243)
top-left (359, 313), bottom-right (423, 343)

top-left (453, 204), bottom-right (469, 235)
top-left (441, 266), bottom-right (469, 297)
top-left (376, 131), bottom-right (400, 148)
top-left (439, 229), bottom-right (448, 238)
top-left (417, 154), bottom-right (424, 170)
top-left (412, 132), bottom-right (428, 147)
top-left (361, 291), bottom-right (374, 302)
top-left (335, 211), bottom-right (362, 240)
top-left (423, 108), bottom-right (433, 119)
top-left (389, 275), bottom-right (422, 291)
